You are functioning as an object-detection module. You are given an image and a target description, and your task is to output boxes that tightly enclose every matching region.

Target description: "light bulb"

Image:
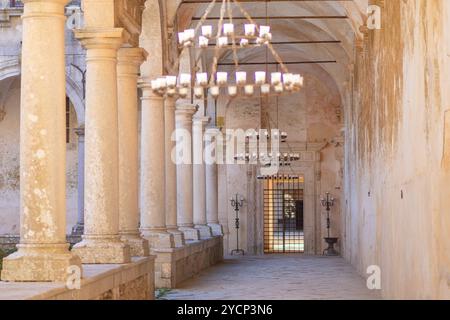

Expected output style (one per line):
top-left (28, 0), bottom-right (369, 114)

top-left (244, 24), bottom-right (256, 37)
top-left (178, 32), bottom-right (185, 45)
top-left (236, 71), bottom-right (247, 85)
top-left (216, 72), bottom-right (228, 85)
top-left (194, 87), bottom-right (203, 99)
top-left (179, 73), bottom-right (191, 87)
top-left (178, 87), bottom-right (189, 98)
top-left (223, 23), bottom-right (234, 36)
top-left (283, 73), bottom-right (293, 85)
top-left (196, 73), bottom-right (208, 86)
top-left (210, 86), bottom-right (220, 98)
top-left (244, 85), bottom-right (254, 96)
top-left (218, 36), bottom-right (228, 47)
top-left (184, 29), bottom-right (195, 41)
top-left (167, 88), bottom-right (177, 97)
top-left (202, 25), bottom-right (213, 38)
top-left (157, 77), bottom-right (167, 89)
top-left (259, 26), bottom-right (271, 38)
top-left (240, 38), bottom-right (249, 47)
top-left (166, 76), bottom-right (177, 88)
top-left (255, 71), bottom-right (266, 85)
top-left (261, 84), bottom-right (271, 95)
top-left (274, 83), bottom-right (284, 93)
top-left (271, 72), bottom-right (282, 85)
top-left (199, 36), bottom-right (209, 48)
top-left (151, 79), bottom-right (160, 91)
top-left (228, 86), bottom-right (238, 97)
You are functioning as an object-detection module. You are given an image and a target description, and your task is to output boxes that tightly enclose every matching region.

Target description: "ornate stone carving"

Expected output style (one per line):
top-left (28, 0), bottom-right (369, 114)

top-left (115, 0), bottom-right (146, 47)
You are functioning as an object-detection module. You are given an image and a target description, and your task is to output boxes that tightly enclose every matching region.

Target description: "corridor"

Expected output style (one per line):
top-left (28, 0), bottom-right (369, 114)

top-left (163, 255), bottom-right (380, 300)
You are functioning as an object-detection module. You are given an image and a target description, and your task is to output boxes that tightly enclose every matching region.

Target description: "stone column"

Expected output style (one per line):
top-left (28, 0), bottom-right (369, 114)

top-left (72, 29), bottom-right (131, 264)
top-left (117, 48), bottom-right (149, 257)
top-left (140, 82), bottom-right (174, 249)
top-left (175, 104), bottom-right (200, 241)
top-left (1, 0), bottom-right (81, 282)
top-left (165, 97), bottom-right (185, 247)
top-left (71, 126), bottom-right (85, 236)
top-left (193, 116), bottom-right (213, 239)
top-left (205, 128), bottom-right (224, 236)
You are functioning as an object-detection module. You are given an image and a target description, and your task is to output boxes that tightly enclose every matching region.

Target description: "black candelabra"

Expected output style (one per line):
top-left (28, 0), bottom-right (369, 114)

top-left (230, 194), bottom-right (245, 255)
top-left (320, 192), bottom-right (338, 256)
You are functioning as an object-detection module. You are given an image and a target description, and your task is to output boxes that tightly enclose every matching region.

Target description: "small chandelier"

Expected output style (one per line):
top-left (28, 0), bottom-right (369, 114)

top-left (151, 0), bottom-right (304, 99)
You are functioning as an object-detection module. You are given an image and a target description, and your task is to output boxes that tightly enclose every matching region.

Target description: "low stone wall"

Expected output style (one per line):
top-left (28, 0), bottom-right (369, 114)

top-left (0, 257), bottom-right (155, 300)
top-left (0, 235), bottom-right (81, 251)
top-left (154, 236), bottom-right (223, 289)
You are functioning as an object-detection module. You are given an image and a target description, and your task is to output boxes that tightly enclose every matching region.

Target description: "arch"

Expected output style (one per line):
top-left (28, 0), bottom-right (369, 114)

top-left (0, 58), bottom-right (20, 82)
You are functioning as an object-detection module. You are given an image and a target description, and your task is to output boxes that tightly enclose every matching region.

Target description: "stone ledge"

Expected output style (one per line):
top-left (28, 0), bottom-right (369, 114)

top-left (153, 236), bottom-right (223, 289)
top-left (0, 256), bottom-right (155, 300)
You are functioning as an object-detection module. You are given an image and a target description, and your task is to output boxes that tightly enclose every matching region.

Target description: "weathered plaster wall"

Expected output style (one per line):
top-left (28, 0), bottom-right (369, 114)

top-left (344, 0), bottom-right (450, 299)
top-left (220, 68), bottom-right (344, 255)
top-left (0, 79), bottom-right (79, 235)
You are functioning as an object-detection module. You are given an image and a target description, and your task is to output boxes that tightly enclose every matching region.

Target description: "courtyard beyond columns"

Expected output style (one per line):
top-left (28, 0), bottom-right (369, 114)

top-left (163, 255), bottom-right (380, 300)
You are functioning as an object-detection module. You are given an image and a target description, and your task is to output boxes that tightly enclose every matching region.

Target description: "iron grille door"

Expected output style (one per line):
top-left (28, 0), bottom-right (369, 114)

top-left (264, 176), bottom-right (304, 253)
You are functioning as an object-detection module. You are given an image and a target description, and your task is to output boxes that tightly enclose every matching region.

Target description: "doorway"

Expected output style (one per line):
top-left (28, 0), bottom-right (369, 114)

top-left (263, 176), bottom-right (304, 253)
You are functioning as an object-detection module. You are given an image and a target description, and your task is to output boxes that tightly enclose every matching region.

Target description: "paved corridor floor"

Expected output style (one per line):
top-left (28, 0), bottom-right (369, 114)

top-left (164, 255), bottom-right (381, 300)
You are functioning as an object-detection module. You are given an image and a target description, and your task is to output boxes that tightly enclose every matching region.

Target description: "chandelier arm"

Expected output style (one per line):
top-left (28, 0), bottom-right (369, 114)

top-left (209, 0), bottom-right (228, 86)
top-left (231, 0), bottom-right (288, 73)
top-left (226, 0), bottom-right (240, 70)
top-left (194, 0), bottom-right (217, 34)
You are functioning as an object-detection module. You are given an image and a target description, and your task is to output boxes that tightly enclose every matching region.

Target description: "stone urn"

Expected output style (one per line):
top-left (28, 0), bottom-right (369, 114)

top-left (323, 237), bottom-right (339, 256)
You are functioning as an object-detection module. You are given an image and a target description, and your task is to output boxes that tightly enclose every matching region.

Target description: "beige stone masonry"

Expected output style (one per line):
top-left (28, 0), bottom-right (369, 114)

top-left (72, 28), bottom-right (131, 264)
top-left (117, 47), bottom-right (150, 257)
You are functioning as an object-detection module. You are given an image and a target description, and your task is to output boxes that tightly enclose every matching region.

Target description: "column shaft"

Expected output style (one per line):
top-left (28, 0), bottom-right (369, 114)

top-left (176, 104), bottom-right (200, 241)
top-left (140, 83), bottom-right (174, 249)
top-left (117, 48), bottom-right (149, 257)
top-left (1, 0), bottom-right (81, 282)
top-left (72, 126), bottom-right (85, 236)
top-left (205, 128), bottom-right (224, 236)
top-left (165, 97), bottom-right (185, 247)
top-left (72, 29), bottom-right (131, 264)
top-left (193, 117), bottom-right (212, 238)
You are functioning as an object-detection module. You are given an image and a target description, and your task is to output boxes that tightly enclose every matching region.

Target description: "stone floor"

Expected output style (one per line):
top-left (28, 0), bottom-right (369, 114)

top-left (164, 255), bottom-right (381, 300)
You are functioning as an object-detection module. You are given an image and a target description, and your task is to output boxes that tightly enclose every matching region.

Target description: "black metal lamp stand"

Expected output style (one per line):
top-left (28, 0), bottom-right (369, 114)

top-left (230, 194), bottom-right (245, 255)
top-left (321, 192), bottom-right (338, 256)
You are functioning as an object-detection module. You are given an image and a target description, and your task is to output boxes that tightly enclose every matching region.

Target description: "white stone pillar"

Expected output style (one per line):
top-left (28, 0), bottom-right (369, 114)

top-left (140, 82), bottom-right (174, 249)
top-left (1, 0), bottom-right (81, 282)
top-left (117, 48), bottom-right (149, 257)
top-left (175, 104), bottom-right (200, 241)
top-left (193, 116), bottom-right (213, 239)
top-left (72, 29), bottom-right (131, 264)
top-left (205, 128), bottom-right (224, 236)
top-left (165, 97), bottom-right (185, 247)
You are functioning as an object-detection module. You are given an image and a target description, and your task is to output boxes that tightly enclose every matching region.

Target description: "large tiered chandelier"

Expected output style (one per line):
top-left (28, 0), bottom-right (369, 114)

top-left (150, 0), bottom-right (304, 99)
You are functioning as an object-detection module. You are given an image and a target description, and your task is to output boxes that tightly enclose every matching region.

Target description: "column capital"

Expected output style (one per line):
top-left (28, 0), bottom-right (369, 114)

top-left (139, 80), bottom-right (165, 102)
top-left (175, 104), bottom-right (198, 117)
top-left (74, 28), bottom-right (124, 50)
top-left (22, 0), bottom-right (69, 15)
top-left (118, 47), bottom-right (148, 67)
top-left (204, 127), bottom-right (222, 137)
top-left (193, 116), bottom-right (211, 127)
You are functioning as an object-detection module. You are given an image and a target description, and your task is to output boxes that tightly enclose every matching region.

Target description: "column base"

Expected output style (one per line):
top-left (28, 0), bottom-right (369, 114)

top-left (120, 233), bottom-right (150, 257)
top-left (0, 243), bottom-right (82, 282)
top-left (167, 228), bottom-right (186, 247)
top-left (72, 236), bottom-right (131, 264)
top-left (179, 226), bottom-right (201, 241)
top-left (141, 230), bottom-right (175, 249)
top-left (208, 223), bottom-right (224, 236)
top-left (195, 225), bottom-right (213, 239)
top-left (71, 223), bottom-right (84, 237)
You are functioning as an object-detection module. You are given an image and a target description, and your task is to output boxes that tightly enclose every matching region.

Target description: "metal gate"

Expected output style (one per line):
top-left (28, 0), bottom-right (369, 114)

top-left (263, 175), bottom-right (304, 253)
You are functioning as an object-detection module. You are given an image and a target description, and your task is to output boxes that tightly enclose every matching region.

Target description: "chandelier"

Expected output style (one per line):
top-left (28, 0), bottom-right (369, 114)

top-left (150, 0), bottom-right (304, 99)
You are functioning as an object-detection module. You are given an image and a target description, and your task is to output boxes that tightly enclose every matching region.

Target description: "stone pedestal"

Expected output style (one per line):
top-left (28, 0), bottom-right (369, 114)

top-left (1, 0), bottom-right (81, 282)
top-left (117, 47), bottom-right (149, 257)
top-left (140, 82), bottom-right (174, 249)
top-left (176, 104), bottom-right (200, 241)
top-left (165, 97), bottom-right (186, 247)
top-left (72, 29), bottom-right (131, 264)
